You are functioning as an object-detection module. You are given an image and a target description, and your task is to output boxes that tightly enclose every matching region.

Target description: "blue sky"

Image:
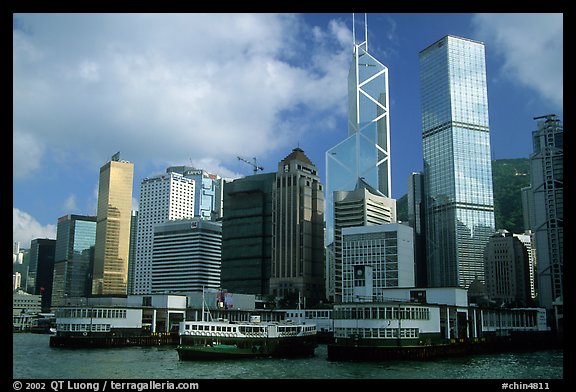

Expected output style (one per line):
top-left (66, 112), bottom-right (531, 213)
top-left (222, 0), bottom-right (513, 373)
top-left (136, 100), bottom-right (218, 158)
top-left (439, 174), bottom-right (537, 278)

top-left (13, 13), bottom-right (563, 248)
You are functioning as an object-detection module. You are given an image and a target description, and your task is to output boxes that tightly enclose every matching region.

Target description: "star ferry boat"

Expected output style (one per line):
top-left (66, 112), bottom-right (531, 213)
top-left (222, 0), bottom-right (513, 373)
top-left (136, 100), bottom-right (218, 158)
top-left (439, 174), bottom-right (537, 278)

top-left (176, 315), bottom-right (318, 360)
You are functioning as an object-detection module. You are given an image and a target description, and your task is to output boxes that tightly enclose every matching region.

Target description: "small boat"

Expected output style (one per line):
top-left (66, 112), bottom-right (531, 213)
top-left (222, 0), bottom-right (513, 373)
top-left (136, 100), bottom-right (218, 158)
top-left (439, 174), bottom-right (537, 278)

top-left (176, 315), bottom-right (318, 360)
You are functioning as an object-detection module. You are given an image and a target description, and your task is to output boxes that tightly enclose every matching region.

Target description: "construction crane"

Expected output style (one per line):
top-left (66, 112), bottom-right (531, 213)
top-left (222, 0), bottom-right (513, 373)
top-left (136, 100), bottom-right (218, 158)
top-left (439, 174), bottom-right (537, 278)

top-left (237, 156), bottom-right (264, 175)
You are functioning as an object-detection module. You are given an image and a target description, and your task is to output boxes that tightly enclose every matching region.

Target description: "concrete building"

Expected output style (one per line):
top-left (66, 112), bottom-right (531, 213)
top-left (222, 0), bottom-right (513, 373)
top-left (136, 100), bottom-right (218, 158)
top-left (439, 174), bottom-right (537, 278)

top-left (270, 148), bottom-right (325, 306)
top-left (166, 166), bottom-right (224, 220)
top-left (341, 223), bottom-right (415, 303)
top-left (92, 152), bottom-right (134, 296)
top-left (420, 35), bottom-right (495, 289)
top-left (484, 230), bottom-right (532, 307)
top-left (220, 173), bottom-right (276, 296)
top-left (151, 218), bottom-right (221, 293)
top-left (330, 179), bottom-right (396, 302)
top-left (133, 170), bottom-right (195, 294)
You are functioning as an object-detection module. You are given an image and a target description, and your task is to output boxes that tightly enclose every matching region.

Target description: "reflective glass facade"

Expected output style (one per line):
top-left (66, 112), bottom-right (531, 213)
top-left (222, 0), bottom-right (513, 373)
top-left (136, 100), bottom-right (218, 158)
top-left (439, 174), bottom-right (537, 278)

top-left (92, 156), bottom-right (134, 295)
top-left (52, 215), bottom-right (96, 306)
top-left (420, 35), bottom-right (495, 288)
top-left (325, 31), bottom-right (391, 300)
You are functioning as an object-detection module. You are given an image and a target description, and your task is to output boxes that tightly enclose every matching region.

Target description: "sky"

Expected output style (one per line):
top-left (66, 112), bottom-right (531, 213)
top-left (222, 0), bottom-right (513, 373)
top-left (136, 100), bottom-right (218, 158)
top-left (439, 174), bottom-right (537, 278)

top-left (13, 13), bottom-right (563, 249)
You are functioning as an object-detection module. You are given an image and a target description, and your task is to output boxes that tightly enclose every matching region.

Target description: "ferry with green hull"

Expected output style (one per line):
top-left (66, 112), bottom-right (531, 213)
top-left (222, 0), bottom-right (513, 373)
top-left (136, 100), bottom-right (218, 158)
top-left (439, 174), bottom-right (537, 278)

top-left (176, 316), bottom-right (318, 360)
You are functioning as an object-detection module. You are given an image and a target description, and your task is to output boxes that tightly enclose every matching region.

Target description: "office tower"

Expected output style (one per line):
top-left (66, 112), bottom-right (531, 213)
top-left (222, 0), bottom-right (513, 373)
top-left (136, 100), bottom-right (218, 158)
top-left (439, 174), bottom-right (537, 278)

top-left (341, 223), bottom-right (414, 303)
top-left (221, 173), bottom-right (276, 295)
top-left (325, 15), bottom-right (392, 300)
top-left (331, 179), bottom-right (396, 302)
top-left (342, 223), bottom-right (414, 302)
top-left (484, 230), bottom-right (531, 306)
top-left (408, 172), bottom-right (427, 287)
top-left (151, 219), bottom-right (221, 293)
top-left (528, 114), bottom-right (563, 312)
top-left (166, 166), bottom-right (224, 220)
top-left (270, 148), bottom-right (325, 306)
top-left (419, 35), bottom-right (495, 288)
top-left (133, 171), bottom-right (195, 294)
top-left (92, 152), bottom-right (134, 296)
top-left (51, 214), bottom-right (96, 307)
top-left (28, 238), bottom-right (56, 311)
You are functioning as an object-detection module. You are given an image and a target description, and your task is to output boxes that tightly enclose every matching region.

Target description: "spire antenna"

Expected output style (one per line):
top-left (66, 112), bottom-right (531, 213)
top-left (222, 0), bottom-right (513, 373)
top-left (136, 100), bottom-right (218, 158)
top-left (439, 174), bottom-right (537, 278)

top-left (352, 13), bottom-right (356, 46)
top-left (364, 13), bottom-right (368, 51)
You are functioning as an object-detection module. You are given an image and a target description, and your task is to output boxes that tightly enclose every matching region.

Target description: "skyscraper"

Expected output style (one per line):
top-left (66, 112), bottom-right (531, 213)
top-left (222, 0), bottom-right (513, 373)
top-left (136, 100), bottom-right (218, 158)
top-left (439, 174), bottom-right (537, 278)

top-left (528, 114), bottom-right (563, 313)
top-left (151, 219), bottom-right (221, 293)
top-left (408, 172), bottom-right (427, 288)
top-left (28, 238), bottom-right (56, 311)
top-left (92, 153), bottom-right (134, 296)
top-left (132, 170), bottom-right (195, 294)
top-left (325, 14), bottom-right (392, 300)
top-left (166, 166), bottom-right (224, 220)
top-left (271, 148), bottom-right (324, 306)
top-left (220, 173), bottom-right (276, 295)
top-left (419, 35), bottom-right (495, 289)
top-left (51, 214), bottom-right (96, 307)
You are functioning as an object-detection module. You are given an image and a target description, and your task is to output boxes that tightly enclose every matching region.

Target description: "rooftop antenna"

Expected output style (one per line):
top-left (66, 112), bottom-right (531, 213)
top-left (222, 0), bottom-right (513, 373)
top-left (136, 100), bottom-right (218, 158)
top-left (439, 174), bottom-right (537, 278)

top-left (364, 13), bottom-right (368, 51)
top-left (352, 13), bottom-right (368, 51)
top-left (352, 13), bottom-right (356, 46)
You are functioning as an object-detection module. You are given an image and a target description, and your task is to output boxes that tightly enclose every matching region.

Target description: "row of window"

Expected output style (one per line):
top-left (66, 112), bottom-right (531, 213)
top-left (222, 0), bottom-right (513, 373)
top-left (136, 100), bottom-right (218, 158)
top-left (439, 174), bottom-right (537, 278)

top-left (333, 306), bottom-right (430, 320)
top-left (57, 323), bottom-right (111, 332)
top-left (334, 327), bottom-right (419, 339)
top-left (56, 308), bottom-right (127, 319)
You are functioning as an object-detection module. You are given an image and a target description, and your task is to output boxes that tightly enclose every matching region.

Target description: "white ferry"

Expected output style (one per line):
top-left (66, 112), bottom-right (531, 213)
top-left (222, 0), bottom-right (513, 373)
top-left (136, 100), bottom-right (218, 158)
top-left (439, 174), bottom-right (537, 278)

top-left (176, 315), bottom-right (318, 360)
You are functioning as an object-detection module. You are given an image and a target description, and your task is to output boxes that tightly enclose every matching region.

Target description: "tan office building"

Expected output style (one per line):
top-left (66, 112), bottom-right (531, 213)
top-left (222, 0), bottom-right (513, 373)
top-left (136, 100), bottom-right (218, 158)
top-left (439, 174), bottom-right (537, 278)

top-left (92, 153), bottom-right (134, 296)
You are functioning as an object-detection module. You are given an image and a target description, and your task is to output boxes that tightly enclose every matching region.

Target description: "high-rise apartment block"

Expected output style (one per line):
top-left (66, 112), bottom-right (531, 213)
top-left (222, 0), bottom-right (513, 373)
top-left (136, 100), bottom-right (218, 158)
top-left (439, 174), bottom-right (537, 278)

top-left (92, 153), bottom-right (134, 296)
top-left (419, 35), bottom-right (495, 289)
top-left (270, 148), bottom-right (325, 306)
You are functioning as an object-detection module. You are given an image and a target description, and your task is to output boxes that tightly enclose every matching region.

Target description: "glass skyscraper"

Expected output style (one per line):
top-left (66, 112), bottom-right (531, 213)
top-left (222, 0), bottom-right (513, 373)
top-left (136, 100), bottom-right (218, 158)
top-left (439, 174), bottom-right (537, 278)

top-left (92, 153), bottom-right (134, 296)
top-left (325, 15), bottom-right (391, 300)
top-left (52, 214), bottom-right (96, 306)
top-left (419, 35), bottom-right (495, 289)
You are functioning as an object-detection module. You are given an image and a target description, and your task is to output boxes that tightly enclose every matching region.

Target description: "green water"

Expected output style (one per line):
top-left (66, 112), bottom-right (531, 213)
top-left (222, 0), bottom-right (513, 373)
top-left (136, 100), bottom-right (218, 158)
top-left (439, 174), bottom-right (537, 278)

top-left (12, 333), bottom-right (564, 380)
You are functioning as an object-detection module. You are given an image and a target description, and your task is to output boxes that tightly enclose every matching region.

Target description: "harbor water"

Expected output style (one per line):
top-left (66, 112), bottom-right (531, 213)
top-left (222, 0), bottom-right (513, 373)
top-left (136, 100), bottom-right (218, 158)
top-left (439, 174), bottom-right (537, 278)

top-left (13, 333), bottom-right (564, 380)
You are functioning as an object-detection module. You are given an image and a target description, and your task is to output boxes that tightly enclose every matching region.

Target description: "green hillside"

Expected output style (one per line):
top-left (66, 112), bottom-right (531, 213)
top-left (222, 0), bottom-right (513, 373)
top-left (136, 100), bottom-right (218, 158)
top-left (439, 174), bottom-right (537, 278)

top-left (396, 158), bottom-right (530, 234)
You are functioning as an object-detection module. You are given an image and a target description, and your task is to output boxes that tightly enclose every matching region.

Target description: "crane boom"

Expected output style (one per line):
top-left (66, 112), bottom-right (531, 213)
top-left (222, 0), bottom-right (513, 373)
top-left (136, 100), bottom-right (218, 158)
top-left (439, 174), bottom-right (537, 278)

top-left (237, 156), bottom-right (264, 175)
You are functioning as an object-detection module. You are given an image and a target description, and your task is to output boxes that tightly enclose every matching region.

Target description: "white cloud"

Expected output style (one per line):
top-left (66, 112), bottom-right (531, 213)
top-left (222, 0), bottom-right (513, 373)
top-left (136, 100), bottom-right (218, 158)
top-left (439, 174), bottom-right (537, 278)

top-left (63, 194), bottom-right (78, 211)
top-left (13, 208), bottom-right (57, 247)
top-left (472, 13), bottom-right (563, 110)
top-left (13, 130), bottom-right (44, 179)
top-left (12, 13), bottom-right (351, 179)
